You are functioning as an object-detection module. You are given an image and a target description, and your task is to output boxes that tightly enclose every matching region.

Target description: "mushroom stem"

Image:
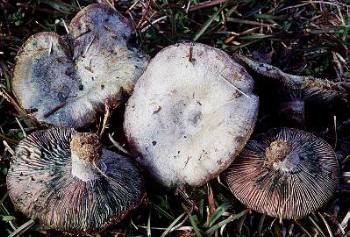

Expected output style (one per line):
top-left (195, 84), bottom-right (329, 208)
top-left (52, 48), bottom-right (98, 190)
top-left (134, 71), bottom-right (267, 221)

top-left (265, 140), bottom-right (291, 164)
top-left (70, 133), bottom-right (103, 181)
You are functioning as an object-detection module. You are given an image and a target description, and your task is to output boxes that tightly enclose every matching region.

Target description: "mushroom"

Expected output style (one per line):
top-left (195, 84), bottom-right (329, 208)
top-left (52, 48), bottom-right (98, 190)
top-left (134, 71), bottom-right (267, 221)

top-left (234, 54), bottom-right (349, 127)
top-left (224, 127), bottom-right (339, 219)
top-left (6, 128), bottom-right (144, 234)
top-left (124, 43), bottom-right (259, 187)
top-left (12, 3), bottom-right (148, 128)
top-left (234, 54), bottom-right (348, 103)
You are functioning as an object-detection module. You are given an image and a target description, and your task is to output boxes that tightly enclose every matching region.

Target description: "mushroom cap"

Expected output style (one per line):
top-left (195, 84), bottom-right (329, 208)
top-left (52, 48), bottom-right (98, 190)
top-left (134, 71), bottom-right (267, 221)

top-left (12, 3), bottom-right (148, 128)
top-left (224, 127), bottom-right (339, 219)
top-left (124, 43), bottom-right (259, 187)
top-left (6, 128), bottom-right (144, 234)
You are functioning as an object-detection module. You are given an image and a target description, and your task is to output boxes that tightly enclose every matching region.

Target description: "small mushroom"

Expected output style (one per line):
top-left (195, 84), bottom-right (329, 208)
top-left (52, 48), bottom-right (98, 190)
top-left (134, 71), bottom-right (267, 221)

top-left (6, 128), bottom-right (144, 234)
top-left (12, 3), bottom-right (148, 128)
top-left (124, 43), bottom-right (259, 187)
top-left (224, 127), bottom-right (339, 219)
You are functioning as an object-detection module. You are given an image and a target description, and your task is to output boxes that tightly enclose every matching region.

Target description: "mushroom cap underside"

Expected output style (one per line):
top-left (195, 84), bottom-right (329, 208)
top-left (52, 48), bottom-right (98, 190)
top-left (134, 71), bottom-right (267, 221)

top-left (6, 128), bottom-right (144, 233)
top-left (224, 127), bottom-right (339, 219)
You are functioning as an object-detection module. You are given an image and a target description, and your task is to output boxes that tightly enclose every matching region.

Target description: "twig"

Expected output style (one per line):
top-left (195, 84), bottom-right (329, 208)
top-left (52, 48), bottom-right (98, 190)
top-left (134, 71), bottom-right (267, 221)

top-left (0, 134), bottom-right (18, 145)
top-left (175, 186), bottom-right (198, 211)
top-left (0, 89), bottom-right (26, 115)
top-left (43, 102), bottom-right (66, 118)
top-left (99, 99), bottom-right (120, 137)
top-left (136, 0), bottom-right (152, 29)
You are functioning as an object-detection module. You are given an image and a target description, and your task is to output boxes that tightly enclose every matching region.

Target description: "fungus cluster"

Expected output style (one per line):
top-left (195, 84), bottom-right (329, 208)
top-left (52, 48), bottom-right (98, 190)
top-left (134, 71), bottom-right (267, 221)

top-left (6, 3), bottom-right (341, 234)
top-left (7, 3), bottom-right (146, 234)
top-left (124, 43), bottom-right (259, 187)
top-left (12, 3), bottom-right (148, 128)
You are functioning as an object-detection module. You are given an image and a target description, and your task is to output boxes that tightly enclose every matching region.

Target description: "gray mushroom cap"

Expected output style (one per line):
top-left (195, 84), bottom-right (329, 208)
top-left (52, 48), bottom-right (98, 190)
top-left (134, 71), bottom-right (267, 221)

top-left (6, 128), bottom-right (144, 234)
top-left (224, 128), bottom-right (339, 219)
top-left (124, 43), bottom-right (259, 187)
top-left (12, 3), bottom-right (148, 128)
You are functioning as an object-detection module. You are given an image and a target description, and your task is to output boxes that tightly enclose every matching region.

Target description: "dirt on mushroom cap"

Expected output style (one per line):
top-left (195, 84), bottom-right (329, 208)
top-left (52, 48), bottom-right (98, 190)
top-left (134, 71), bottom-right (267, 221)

top-left (224, 127), bottom-right (339, 220)
top-left (124, 42), bottom-right (259, 187)
top-left (6, 128), bottom-right (144, 234)
top-left (12, 3), bottom-right (148, 128)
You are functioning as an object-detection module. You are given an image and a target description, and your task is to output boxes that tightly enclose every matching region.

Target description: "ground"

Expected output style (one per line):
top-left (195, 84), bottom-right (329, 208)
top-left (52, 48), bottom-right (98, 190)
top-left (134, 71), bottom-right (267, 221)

top-left (0, 0), bottom-right (350, 236)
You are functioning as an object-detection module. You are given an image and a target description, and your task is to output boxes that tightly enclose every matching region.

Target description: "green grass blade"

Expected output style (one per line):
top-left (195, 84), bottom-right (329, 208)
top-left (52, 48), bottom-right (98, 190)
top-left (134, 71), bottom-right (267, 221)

top-left (189, 214), bottom-right (203, 237)
top-left (208, 201), bottom-right (231, 227)
top-left (206, 209), bottom-right (248, 236)
top-left (193, 3), bottom-right (228, 41)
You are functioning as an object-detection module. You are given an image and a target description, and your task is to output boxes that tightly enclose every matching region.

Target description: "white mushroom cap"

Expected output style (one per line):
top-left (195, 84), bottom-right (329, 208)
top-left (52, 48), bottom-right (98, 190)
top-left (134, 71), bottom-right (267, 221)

top-left (12, 4), bottom-right (148, 128)
top-left (124, 43), bottom-right (259, 187)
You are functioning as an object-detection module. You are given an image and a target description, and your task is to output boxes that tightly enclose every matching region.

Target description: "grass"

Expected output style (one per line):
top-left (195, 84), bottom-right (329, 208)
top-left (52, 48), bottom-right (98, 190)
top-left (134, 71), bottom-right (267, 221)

top-left (0, 0), bottom-right (350, 236)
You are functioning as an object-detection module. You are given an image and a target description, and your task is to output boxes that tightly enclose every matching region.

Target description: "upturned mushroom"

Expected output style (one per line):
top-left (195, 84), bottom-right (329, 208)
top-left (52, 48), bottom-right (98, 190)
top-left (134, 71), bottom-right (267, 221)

top-left (12, 3), bottom-right (148, 128)
top-left (6, 128), bottom-right (144, 234)
top-left (124, 43), bottom-right (259, 187)
top-left (234, 54), bottom-right (349, 126)
top-left (224, 127), bottom-right (339, 219)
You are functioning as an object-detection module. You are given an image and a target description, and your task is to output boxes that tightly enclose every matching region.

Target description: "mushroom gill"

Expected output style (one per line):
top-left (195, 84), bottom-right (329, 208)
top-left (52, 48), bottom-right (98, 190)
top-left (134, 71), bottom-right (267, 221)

top-left (224, 127), bottom-right (339, 219)
top-left (6, 128), bottom-right (144, 234)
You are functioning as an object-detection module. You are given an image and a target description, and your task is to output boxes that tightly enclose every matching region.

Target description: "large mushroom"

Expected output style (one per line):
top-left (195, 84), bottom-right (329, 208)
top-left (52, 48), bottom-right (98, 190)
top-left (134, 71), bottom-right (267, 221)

top-left (6, 128), bottom-right (144, 234)
top-left (224, 127), bottom-right (339, 219)
top-left (12, 3), bottom-right (148, 128)
top-left (124, 43), bottom-right (259, 187)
